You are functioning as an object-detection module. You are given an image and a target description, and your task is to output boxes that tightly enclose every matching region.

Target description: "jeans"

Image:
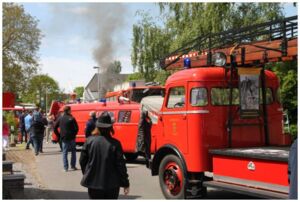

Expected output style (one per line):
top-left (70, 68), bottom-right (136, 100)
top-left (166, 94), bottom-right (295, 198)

top-left (32, 134), bottom-right (43, 155)
top-left (62, 139), bottom-right (76, 170)
top-left (45, 127), bottom-right (53, 143)
top-left (20, 128), bottom-right (27, 143)
top-left (26, 130), bottom-right (34, 149)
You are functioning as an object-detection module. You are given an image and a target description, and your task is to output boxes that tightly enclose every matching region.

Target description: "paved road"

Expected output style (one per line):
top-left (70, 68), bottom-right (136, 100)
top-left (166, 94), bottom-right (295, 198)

top-left (24, 143), bottom-right (256, 199)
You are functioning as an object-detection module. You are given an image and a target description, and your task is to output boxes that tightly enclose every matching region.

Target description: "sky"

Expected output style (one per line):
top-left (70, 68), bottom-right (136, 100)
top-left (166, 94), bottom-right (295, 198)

top-left (21, 2), bottom-right (298, 93)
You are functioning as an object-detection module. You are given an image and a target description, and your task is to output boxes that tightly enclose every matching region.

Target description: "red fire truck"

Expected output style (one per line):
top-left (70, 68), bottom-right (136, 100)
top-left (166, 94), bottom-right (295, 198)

top-left (50, 16), bottom-right (297, 199)
top-left (140, 16), bottom-right (296, 199)
top-left (49, 85), bottom-right (164, 160)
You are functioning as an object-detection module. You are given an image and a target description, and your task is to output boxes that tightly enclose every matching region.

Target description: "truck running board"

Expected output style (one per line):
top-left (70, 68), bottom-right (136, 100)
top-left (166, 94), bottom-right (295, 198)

top-left (203, 180), bottom-right (288, 199)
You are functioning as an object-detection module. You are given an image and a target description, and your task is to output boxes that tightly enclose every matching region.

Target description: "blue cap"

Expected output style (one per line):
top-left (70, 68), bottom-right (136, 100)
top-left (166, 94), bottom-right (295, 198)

top-left (184, 58), bottom-right (191, 69)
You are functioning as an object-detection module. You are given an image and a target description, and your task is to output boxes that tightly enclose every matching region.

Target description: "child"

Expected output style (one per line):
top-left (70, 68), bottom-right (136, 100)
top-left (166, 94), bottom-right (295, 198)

top-left (3, 117), bottom-right (10, 150)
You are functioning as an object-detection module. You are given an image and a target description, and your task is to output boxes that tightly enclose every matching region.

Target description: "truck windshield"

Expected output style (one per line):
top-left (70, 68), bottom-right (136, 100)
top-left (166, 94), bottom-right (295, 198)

top-left (167, 87), bottom-right (185, 108)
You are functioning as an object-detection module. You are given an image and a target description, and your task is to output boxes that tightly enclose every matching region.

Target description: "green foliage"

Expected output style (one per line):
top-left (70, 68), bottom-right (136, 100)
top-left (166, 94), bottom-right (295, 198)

top-left (73, 86), bottom-right (84, 98)
top-left (131, 3), bottom-right (283, 84)
top-left (22, 74), bottom-right (60, 112)
top-left (267, 61), bottom-right (297, 138)
top-left (3, 112), bottom-right (17, 136)
top-left (154, 70), bottom-right (171, 85)
top-left (131, 12), bottom-right (170, 82)
top-left (126, 72), bottom-right (144, 81)
top-left (108, 60), bottom-right (122, 74)
top-left (3, 3), bottom-right (43, 96)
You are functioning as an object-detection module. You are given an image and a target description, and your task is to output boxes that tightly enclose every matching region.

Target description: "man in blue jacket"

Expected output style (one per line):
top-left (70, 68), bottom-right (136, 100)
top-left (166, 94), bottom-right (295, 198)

top-left (25, 111), bottom-right (33, 149)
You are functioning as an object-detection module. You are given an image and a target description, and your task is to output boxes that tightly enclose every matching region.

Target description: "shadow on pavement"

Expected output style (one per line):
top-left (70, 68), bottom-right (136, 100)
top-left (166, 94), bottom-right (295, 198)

top-left (38, 151), bottom-right (62, 156)
top-left (12, 187), bottom-right (141, 199)
top-left (204, 189), bottom-right (258, 199)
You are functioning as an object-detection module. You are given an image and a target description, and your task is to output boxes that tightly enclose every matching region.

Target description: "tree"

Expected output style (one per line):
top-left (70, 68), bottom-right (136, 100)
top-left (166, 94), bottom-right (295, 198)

top-left (126, 72), bottom-right (144, 82)
top-left (22, 74), bottom-right (60, 112)
top-left (131, 12), bottom-right (170, 82)
top-left (131, 3), bottom-right (283, 83)
top-left (74, 86), bottom-right (84, 98)
top-left (2, 3), bottom-right (43, 97)
top-left (267, 61), bottom-right (297, 138)
top-left (108, 60), bottom-right (122, 74)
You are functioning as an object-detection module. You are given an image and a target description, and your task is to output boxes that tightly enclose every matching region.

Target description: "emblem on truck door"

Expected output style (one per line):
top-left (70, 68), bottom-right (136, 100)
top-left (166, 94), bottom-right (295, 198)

top-left (247, 161), bottom-right (255, 171)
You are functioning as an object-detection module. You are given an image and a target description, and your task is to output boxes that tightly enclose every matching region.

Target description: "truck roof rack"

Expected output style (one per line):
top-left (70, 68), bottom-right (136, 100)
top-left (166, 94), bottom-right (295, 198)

top-left (161, 15), bottom-right (297, 70)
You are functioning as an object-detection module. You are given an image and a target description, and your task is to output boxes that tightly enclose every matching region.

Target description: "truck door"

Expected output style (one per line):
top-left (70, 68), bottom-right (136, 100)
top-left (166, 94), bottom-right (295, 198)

top-left (162, 85), bottom-right (188, 153)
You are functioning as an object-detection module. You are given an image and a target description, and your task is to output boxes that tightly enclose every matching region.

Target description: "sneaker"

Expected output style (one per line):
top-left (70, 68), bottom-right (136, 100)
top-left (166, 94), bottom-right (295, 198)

top-left (70, 167), bottom-right (78, 171)
top-left (63, 169), bottom-right (68, 172)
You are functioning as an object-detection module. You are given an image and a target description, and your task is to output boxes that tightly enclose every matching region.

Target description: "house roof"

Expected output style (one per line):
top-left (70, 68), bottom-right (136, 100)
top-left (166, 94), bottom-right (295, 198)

top-left (86, 73), bottom-right (130, 92)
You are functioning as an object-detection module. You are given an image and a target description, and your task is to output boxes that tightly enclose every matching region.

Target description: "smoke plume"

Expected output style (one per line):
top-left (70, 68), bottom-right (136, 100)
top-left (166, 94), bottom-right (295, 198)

top-left (50, 3), bottom-right (128, 97)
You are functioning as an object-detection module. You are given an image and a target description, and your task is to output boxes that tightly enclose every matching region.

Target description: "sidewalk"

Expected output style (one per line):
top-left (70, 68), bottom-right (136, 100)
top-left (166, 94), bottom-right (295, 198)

top-left (5, 143), bottom-right (53, 199)
top-left (5, 142), bottom-right (89, 199)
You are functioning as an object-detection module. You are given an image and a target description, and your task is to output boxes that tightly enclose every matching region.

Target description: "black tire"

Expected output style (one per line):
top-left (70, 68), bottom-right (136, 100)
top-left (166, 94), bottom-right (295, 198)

top-left (159, 154), bottom-right (186, 199)
top-left (124, 153), bottom-right (139, 161)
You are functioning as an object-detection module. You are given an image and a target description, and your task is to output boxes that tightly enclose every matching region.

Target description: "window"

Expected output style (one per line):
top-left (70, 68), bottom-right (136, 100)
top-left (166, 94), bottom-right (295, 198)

top-left (190, 88), bottom-right (208, 106)
top-left (211, 88), bottom-right (239, 105)
top-left (118, 111), bottom-right (131, 123)
top-left (211, 87), bottom-right (273, 106)
top-left (167, 87), bottom-right (185, 108)
top-left (96, 111), bottom-right (115, 123)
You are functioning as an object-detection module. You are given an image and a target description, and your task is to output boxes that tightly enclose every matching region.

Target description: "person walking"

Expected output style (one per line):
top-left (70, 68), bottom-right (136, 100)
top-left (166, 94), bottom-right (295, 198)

top-left (80, 111), bottom-right (130, 199)
top-left (137, 110), bottom-right (152, 167)
top-left (54, 106), bottom-right (79, 172)
top-left (45, 114), bottom-right (54, 143)
top-left (84, 111), bottom-right (97, 139)
top-left (19, 111), bottom-right (27, 144)
top-left (25, 111), bottom-right (33, 149)
top-left (31, 108), bottom-right (47, 156)
top-left (3, 117), bottom-right (10, 151)
top-left (39, 111), bottom-right (48, 153)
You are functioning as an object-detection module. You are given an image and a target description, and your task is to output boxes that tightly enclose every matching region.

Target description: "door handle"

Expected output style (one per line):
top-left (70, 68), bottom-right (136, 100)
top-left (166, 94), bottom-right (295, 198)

top-left (182, 114), bottom-right (187, 120)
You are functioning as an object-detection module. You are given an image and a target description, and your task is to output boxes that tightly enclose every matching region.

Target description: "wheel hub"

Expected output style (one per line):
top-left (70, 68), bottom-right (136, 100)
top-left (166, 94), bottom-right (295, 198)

top-left (163, 164), bottom-right (182, 195)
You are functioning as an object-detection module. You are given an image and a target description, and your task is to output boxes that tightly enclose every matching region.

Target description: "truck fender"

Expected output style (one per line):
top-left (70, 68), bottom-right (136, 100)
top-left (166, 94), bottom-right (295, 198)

top-left (151, 144), bottom-right (187, 178)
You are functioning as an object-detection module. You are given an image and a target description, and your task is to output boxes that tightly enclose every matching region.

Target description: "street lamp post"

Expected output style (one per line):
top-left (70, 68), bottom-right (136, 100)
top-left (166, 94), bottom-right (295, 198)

top-left (93, 66), bottom-right (100, 100)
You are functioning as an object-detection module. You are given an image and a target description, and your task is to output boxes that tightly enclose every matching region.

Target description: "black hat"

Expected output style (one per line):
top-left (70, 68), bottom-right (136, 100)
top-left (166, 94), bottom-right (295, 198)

top-left (96, 111), bottom-right (113, 128)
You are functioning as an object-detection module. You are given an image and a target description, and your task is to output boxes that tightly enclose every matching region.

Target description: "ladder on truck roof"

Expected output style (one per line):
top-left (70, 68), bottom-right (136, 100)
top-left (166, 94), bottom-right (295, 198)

top-left (160, 16), bottom-right (298, 147)
top-left (160, 15), bottom-right (297, 70)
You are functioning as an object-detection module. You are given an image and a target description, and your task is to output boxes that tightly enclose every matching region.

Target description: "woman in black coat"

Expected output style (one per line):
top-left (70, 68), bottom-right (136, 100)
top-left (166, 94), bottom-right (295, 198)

top-left (80, 111), bottom-right (130, 199)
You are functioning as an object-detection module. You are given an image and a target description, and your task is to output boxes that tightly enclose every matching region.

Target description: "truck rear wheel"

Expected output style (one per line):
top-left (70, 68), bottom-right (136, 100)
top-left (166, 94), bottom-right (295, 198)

top-left (159, 154), bottom-right (185, 199)
top-left (124, 153), bottom-right (139, 161)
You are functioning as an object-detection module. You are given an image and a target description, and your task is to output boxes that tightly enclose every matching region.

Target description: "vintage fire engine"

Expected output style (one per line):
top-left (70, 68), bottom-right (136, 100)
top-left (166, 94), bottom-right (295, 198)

top-left (49, 16), bottom-right (297, 199)
top-left (139, 15), bottom-right (297, 199)
top-left (49, 85), bottom-right (164, 160)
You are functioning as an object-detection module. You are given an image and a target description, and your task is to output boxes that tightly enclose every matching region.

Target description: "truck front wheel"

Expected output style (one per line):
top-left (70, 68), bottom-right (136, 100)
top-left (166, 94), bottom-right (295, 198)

top-left (159, 154), bottom-right (185, 199)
